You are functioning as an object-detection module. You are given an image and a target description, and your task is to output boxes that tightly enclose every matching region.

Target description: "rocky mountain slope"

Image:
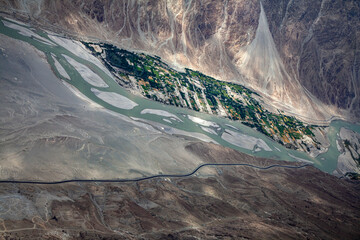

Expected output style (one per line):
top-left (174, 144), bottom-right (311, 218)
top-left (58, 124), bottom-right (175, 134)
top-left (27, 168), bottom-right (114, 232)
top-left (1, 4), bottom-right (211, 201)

top-left (0, 142), bottom-right (359, 239)
top-left (335, 127), bottom-right (360, 175)
top-left (262, 0), bottom-right (360, 120)
top-left (0, 0), bottom-right (358, 122)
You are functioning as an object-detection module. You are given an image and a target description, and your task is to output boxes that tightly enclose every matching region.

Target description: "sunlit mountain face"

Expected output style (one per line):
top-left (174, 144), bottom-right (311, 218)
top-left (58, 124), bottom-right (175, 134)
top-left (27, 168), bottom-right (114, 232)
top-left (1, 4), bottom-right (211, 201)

top-left (0, 1), bottom-right (359, 239)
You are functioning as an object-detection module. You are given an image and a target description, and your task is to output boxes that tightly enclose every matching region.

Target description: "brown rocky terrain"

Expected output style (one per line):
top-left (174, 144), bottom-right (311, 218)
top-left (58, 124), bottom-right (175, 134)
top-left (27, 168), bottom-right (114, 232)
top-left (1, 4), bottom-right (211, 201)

top-left (262, 0), bottom-right (360, 120)
top-left (0, 0), bottom-right (358, 122)
top-left (0, 142), bottom-right (359, 239)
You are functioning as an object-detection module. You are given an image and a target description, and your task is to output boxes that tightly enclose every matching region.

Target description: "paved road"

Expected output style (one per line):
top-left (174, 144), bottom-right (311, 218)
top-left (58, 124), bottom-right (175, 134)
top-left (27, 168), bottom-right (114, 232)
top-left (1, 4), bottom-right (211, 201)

top-left (0, 163), bottom-right (312, 185)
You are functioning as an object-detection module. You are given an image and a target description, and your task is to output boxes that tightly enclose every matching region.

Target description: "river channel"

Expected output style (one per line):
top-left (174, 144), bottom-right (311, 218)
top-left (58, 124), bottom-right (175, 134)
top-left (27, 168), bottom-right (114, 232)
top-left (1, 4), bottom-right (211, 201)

top-left (1, 17), bottom-right (359, 174)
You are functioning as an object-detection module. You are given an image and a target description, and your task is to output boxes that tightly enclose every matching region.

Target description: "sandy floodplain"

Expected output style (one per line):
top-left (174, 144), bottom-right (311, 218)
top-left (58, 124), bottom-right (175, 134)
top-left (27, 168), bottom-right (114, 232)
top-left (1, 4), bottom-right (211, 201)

top-left (51, 54), bottom-right (70, 79)
top-left (200, 126), bottom-right (218, 135)
top-left (188, 115), bottom-right (219, 128)
top-left (221, 129), bottom-right (272, 151)
top-left (288, 153), bottom-right (313, 164)
top-left (63, 54), bottom-right (109, 87)
top-left (91, 88), bottom-right (138, 110)
top-left (0, 34), bottom-right (207, 181)
top-left (141, 109), bottom-right (182, 122)
top-left (48, 35), bottom-right (114, 79)
top-left (2, 20), bottom-right (56, 46)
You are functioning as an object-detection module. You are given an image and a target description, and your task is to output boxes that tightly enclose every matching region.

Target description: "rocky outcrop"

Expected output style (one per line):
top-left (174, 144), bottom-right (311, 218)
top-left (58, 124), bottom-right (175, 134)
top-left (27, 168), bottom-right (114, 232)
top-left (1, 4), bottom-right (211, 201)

top-left (262, 0), bottom-right (360, 120)
top-left (334, 127), bottom-right (360, 175)
top-left (0, 0), bottom-right (358, 121)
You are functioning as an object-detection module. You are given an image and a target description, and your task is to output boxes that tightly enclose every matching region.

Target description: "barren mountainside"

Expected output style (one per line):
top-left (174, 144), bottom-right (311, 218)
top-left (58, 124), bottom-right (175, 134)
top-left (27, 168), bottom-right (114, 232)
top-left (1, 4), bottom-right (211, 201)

top-left (1, 142), bottom-right (360, 239)
top-left (0, 0), bottom-right (359, 122)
